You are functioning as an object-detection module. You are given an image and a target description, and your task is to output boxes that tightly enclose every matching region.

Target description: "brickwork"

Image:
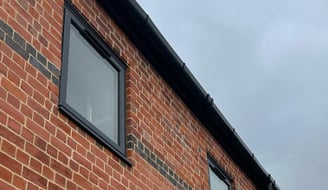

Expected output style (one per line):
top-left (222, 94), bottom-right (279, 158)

top-left (0, 0), bottom-right (256, 190)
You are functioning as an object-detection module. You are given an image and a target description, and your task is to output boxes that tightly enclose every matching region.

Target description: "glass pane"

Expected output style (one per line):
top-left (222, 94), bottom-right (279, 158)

top-left (209, 168), bottom-right (229, 190)
top-left (66, 24), bottom-right (118, 143)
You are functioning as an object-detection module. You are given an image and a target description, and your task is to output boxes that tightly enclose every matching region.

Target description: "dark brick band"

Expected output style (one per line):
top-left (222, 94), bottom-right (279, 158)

top-left (0, 19), bottom-right (60, 86)
top-left (127, 134), bottom-right (193, 190)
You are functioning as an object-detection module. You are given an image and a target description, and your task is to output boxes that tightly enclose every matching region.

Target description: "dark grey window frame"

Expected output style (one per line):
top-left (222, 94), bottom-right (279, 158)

top-left (208, 153), bottom-right (232, 190)
top-left (60, 1), bottom-right (130, 165)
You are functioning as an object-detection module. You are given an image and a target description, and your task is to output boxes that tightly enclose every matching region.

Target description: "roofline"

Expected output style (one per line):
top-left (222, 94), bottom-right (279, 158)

top-left (96, 0), bottom-right (280, 189)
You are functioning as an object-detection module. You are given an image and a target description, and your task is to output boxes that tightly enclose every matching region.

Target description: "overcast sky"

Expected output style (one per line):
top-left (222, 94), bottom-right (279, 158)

top-left (137, 0), bottom-right (328, 189)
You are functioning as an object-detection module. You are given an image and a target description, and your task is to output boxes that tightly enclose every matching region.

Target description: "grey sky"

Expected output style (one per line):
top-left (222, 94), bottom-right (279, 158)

top-left (137, 0), bottom-right (328, 189)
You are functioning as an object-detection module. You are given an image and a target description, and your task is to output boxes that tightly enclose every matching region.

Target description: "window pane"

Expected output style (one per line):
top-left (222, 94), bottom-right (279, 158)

top-left (66, 24), bottom-right (118, 143)
top-left (209, 168), bottom-right (229, 190)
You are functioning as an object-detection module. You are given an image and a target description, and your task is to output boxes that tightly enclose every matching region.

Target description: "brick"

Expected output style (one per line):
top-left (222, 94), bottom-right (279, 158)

top-left (99, 179), bottom-right (108, 190)
top-left (22, 167), bottom-right (47, 189)
top-left (15, 12), bottom-right (28, 30)
top-left (12, 52), bottom-right (27, 71)
top-left (28, 7), bottom-right (39, 20)
top-left (37, 72), bottom-right (48, 86)
top-left (21, 81), bottom-right (33, 96)
top-left (41, 47), bottom-right (61, 67)
top-left (49, 25), bottom-right (62, 43)
top-left (44, 99), bottom-right (52, 110)
top-left (0, 100), bottom-right (25, 126)
top-left (30, 157), bottom-right (42, 173)
top-left (32, 37), bottom-right (41, 50)
top-left (48, 182), bottom-right (64, 190)
top-left (48, 61), bottom-right (60, 77)
top-left (42, 1), bottom-right (53, 16)
top-left (38, 33), bottom-right (48, 47)
top-left (90, 145), bottom-right (107, 163)
top-left (45, 121), bottom-right (56, 136)
top-left (73, 152), bottom-right (91, 170)
top-left (66, 181), bottom-right (77, 190)
top-left (26, 119), bottom-right (49, 140)
top-left (27, 97), bottom-right (49, 119)
top-left (58, 152), bottom-right (69, 165)
top-left (51, 75), bottom-right (60, 86)
top-left (73, 173), bottom-right (92, 190)
top-left (111, 178), bottom-right (125, 190)
top-left (0, 19), bottom-right (13, 37)
top-left (26, 42), bottom-right (36, 57)
top-left (86, 151), bottom-right (96, 165)
top-left (11, 0), bottom-right (30, 20)
top-left (56, 129), bottom-right (67, 143)
top-left (0, 29), bottom-right (4, 40)
top-left (95, 157), bottom-right (105, 169)
top-left (7, 70), bottom-right (21, 86)
top-left (0, 165), bottom-right (13, 183)
top-left (92, 165), bottom-right (108, 182)
top-left (16, 149), bottom-right (30, 165)
top-left (55, 173), bottom-right (66, 187)
top-left (13, 175), bottom-right (27, 189)
top-left (0, 110), bottom-right (7, 125)
top-left (0, 123), bottom-right (25, 149)
top-left (3, 1), bottom-right (15, 17)
top-left (32, 90), bottom-right (45, 105)
top-left (27, 0), bottom-right (36, 7)
top-left (27, 75), bottom-right (48, 97)
top-left (49, 86), bottom-right (59, 101)
top-left (13, 32), bottom-right (26, 48)
top-left (89, 172), bottom-right (98, 185)
top-left (50, 0), bottom-right (63, 14)
top-left (0, 152), bottom-right (22, 174)
top-left (79, 166), bottom-right (89, 179)
top-left (0, 180), bottom-right (15, 190)
top-left (32, 18), bottom-right (42, 32)
top-left (43, 26), bottom-right (61, 48)
top-left (1, 138), bottom-right (17, 157)
top-left (17, 0), bottom-right (29, 10)
top-left (2, 77), bottom-right (27, 102)
top-left (27, 182), bottom-right (38, 190)
top-left (6, 93), bottom-right (20, 109)
top-left (21, 127), bottom-right (34, 143)
top-left (25, 63), bottom-right (37, 77)
top-left (1, 44), bottom-right (13, 62)
top-left (8, 16), bottom-right (32, 42)
top-left (34, 135), bottom-right (47, 151)
top-left (42, 166), bottom-right (54, 181)
top-left (50, 136), bottom-right (71, 156)
top-left (29, 56), bottom-right (51, 80)
top-left (46, 144), bottom-right (58, 158)
top-left (0, 4), bottom-right (8, 20)
top-left (25, 142), bottom-right (50, 166)
top-left (36, 52), bottom-right (47, 66)
top-left (0, 59), bottom-right (8, 77)
top-left (69, 159), bottom-right (79, 172)
top-left (71, 131), bottom-right (90, 149)
top-left (4, 34), bottom-right (28, 60)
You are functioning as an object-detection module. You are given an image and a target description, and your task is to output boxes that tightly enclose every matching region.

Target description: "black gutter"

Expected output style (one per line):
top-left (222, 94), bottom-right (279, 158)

top-left (96, 0), bottom-right (280, 189)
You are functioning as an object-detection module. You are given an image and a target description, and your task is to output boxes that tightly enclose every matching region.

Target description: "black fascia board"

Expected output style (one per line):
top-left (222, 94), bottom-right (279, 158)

top-left (96, 0), bottom-right (279, 189)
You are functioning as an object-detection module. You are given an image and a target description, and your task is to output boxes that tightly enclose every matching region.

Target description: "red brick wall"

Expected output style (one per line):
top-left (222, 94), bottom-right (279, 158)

top-left (0, 0), bottom-right (256, 189)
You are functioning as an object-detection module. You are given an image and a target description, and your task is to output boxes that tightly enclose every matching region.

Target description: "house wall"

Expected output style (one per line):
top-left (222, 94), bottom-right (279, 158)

top-left (0, 0), bottom-right (256, 189)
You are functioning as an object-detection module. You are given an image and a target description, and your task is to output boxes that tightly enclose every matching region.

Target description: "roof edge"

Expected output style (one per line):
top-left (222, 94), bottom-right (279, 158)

top-left (97, 0), bottom-right (280, 189)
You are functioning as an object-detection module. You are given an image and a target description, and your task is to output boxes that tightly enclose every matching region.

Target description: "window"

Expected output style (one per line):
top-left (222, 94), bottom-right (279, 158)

top-left (209, 167), bottom-right (230, 190)
top-left (60, 2), bottom-right (127, 159)
top-left (208, 154), bottom-right (231, 190)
